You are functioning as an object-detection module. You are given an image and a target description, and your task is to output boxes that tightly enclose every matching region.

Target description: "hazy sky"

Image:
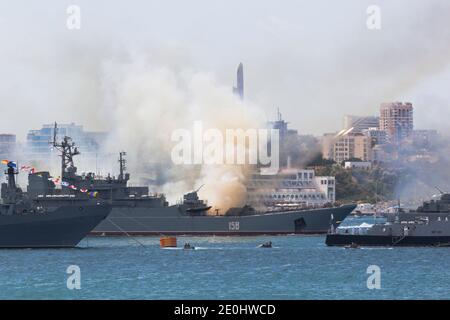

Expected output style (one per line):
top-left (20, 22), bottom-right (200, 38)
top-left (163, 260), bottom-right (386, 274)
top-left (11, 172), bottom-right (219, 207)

top-left (1, 0), bottom-right (450, 140)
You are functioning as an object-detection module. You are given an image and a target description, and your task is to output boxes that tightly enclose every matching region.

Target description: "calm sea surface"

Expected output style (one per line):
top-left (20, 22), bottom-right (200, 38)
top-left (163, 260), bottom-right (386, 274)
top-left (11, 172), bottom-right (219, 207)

top-left (0, 217), bottom-right (448, 300)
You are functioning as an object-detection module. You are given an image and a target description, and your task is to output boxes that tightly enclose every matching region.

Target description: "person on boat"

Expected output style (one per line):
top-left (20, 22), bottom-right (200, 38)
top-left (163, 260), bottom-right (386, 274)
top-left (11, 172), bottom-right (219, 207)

top-left (260, 241), bottom-right (272, 248)
top-left (184, 242), bottom-right (195, 250)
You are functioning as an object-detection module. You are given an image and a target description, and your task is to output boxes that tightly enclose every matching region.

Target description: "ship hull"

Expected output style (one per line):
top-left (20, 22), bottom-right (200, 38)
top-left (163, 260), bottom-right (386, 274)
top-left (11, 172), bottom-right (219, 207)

top-left (0, 204), bottom-right (111, 248)
top-left (326, 234), bottom-right (450, 247)
top-left (92, 204), bottom-right (356, 236)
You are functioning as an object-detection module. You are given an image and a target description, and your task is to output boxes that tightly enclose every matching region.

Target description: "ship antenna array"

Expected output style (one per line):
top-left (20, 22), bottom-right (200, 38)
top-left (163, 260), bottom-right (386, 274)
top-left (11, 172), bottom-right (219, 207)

top-left (119, 151), bottom-right (127, 180)
top-left (51, 122), bottom-right (80, 176)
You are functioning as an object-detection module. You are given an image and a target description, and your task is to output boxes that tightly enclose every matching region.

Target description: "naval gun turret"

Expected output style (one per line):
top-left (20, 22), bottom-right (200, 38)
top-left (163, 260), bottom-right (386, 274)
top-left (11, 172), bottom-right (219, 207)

top-left (183, 185), bottom-right (211, 215)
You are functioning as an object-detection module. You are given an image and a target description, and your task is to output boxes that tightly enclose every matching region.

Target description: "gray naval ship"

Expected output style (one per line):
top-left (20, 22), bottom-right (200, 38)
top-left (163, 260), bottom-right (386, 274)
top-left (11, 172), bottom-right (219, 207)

top-left (0, 161), bottom-right (111, 248)
top-left (93, 187), bottom-right (355, 236)
top-left (326, 192), bottom-right (450, 247)
top-left (34, 124), bottom-right (356, 235)
top-left (39, 125), bottom-right (356, 236)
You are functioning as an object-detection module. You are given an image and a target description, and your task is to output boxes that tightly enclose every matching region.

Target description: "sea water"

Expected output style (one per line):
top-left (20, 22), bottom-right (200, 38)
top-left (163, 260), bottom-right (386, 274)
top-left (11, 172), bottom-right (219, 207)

top-left (0, 217), bottom-right (448, 300)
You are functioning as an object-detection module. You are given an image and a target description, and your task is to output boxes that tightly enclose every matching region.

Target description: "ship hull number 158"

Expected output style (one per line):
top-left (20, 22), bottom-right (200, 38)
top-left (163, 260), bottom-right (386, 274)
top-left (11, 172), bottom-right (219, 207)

top-left (228, 221), bottom-right (240, 231)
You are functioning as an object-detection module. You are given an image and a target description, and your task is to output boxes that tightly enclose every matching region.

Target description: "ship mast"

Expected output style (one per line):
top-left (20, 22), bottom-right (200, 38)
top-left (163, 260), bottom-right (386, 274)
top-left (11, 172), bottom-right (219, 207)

top-left (2, 162), bottom-right (20, 204)
top-left (51, 122), bottom-right (80, 178)
top-left (118, 151), bottom-right (127, 181)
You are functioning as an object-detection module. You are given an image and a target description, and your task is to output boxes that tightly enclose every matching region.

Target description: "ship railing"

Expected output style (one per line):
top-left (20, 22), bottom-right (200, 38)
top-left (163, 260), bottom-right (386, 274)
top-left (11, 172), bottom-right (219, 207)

top-left (334, 225), bottom-right (371, 235)
top-left (148, 192), bottom-right (165, 198)
top-left (38, 194), bottom-right (76, 198)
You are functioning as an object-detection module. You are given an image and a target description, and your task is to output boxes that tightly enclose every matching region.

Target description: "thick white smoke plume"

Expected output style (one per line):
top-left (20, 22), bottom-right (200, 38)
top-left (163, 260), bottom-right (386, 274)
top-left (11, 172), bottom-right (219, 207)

top-left (99, 51), bottom-right (265, 211)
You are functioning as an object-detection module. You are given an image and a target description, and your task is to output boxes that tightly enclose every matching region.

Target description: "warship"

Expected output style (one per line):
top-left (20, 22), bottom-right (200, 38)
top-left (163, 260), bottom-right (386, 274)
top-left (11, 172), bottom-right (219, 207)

top-left (326, 192), bottom-right (450, 247)
top-left (34, 124), bottom-right (356, 236)
top-left (0, 161), bottom-right (111, 248)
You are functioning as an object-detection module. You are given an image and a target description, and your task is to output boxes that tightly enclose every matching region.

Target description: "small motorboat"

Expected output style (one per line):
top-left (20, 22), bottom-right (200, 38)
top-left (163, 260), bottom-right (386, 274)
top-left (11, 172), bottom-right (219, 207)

top-left (183, 242), bottom-right (195, 250)
top-left (345, 242), bottom-right (360, 249)
top-left (259, 241), bottom-right (272, 248)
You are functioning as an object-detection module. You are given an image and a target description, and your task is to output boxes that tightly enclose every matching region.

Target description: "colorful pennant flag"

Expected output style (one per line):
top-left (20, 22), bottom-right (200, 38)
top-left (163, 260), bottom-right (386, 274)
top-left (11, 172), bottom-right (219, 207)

top-left (47, 177), bottom-right (60, 183)
top-left (89, 191), bottom-right (98, 197)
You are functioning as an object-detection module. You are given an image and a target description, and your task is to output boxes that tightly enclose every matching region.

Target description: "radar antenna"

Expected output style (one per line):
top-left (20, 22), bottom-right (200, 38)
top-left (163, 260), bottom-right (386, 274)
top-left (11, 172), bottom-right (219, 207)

top-left (51, 122), bottom-right (80, 178)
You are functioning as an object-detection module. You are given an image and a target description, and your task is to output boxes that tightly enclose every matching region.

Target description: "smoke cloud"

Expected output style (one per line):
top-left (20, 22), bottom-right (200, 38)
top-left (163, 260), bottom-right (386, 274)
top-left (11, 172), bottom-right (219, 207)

top-left (1, 1), bottom-right (450, 206)
top-left (98, 51), bottom-right (265, 210)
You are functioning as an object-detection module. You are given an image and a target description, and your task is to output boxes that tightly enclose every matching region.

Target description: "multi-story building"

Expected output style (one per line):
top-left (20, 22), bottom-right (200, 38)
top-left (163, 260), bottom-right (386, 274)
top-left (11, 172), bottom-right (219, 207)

top-left (0, 134), bottom-right (16, 159)
top-left (344, 161), bottom-right (372, 170)
top-left (363, 127), bottom-right (387, 146)
top-left (412, 130), bottom-right (438, 147)
top-left (247, 169), bottom-right (335, 208)
top-left (379, 102), bottom-right (414, 143)
top-left (372, 144), bottom-right (388, 163)
top-left (343, 115), bottom-right (380, 133)
top-left (321, 133), bottom-right (336, 160)
top-left (26, 123), bottom-right (108, 172)
top-left (322, 130), bottom-right (373, 164)
top-left (267, 109), bottom-right (301, 169)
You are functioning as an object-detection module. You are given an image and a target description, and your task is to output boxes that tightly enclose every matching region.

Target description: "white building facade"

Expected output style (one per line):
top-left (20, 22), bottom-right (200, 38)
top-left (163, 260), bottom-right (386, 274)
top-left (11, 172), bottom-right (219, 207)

top-left (247, 169), bottom-right (336, 208)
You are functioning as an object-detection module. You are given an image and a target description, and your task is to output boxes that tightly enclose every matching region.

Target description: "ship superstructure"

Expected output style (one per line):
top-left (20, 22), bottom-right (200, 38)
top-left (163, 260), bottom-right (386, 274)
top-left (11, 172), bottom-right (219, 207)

top-left (28, 124), bottom-right (356, 235)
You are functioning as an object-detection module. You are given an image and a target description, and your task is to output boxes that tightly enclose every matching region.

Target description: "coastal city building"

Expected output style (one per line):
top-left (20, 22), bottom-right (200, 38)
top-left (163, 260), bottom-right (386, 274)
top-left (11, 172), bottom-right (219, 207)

top-left (412, 129), bottom-right (439, 147)
top-left (247, 169), bottom-right (335, 208)
top-left (0, 134), bottom-right (16, 159)
top-left (379, 102), bottom-right (414, 143)
top-left (25, 123), bottom-right (108, 172)
top-left (267, 109), bottom-right (300, 169)
top-left (322, 103), bottom-right (426, 165)
top-left (363, 127), bottom-right (387, 146)
top-left (343, 115), bottom-right (379, 133)
top-left (344, 161), bottom-right (372, 170)
top-left (371, 145), bottom-right (389, 163)
top-left (322, 130), bottom-right (373, 164)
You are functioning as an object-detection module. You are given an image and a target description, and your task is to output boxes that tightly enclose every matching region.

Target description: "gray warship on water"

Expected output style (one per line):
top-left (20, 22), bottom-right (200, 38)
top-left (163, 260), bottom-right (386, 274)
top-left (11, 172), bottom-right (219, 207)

top-left (326, 192), bottom-right (450, 247)
top-left (36, 124), bottom-right (356, 235)
top-left (0, 160), bottom-right (111, 248)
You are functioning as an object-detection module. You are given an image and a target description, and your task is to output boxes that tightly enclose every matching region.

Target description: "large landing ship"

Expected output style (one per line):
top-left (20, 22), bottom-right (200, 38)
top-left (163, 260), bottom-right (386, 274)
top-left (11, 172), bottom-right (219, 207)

top-left (93, 188), bottom-right (356, 235)
top-left (31, 124), bottom-right (355, 236)
top-left (93, 201), bottom-right (355, 235)
top-left (0, 161), bottom-right (111, 248)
